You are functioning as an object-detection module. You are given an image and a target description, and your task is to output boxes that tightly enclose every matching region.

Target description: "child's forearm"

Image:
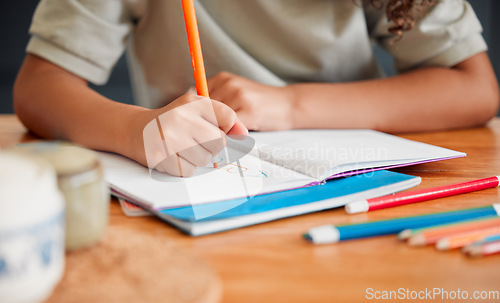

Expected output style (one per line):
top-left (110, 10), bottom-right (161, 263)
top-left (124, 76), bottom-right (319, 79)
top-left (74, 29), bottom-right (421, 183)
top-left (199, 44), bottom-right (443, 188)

top-left (14, 54), bottom-right (146, 159)
top-left (289, 52), bottom-right (499, 133)
top-left (14, 55), bottom-right (248, 176)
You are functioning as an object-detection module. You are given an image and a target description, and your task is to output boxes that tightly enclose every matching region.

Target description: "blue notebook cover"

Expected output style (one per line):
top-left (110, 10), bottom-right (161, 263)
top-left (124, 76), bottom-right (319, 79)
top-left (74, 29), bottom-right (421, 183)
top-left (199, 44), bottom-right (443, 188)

top-left (155, 170), bottom-right (421, 235)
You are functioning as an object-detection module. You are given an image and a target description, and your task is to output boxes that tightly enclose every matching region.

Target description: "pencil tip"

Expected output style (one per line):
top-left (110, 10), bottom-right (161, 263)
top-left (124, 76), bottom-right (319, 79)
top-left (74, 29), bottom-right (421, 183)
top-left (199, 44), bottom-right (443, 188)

top-left (436, 239), bottom-right (449, 251)
top-left (407, 234), bottom-right (426, 246)
top-left (464, 245), bottom-right (482, 257)
top-left (398, 229), bottom-right (412, 240)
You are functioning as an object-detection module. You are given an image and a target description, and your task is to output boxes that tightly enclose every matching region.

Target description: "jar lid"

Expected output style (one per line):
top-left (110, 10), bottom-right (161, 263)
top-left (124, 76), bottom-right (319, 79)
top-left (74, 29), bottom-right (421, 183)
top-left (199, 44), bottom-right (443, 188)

top-left (0, 151), bottom-right (63, 229)
top-left (18, 142), bottom-right (98, 175)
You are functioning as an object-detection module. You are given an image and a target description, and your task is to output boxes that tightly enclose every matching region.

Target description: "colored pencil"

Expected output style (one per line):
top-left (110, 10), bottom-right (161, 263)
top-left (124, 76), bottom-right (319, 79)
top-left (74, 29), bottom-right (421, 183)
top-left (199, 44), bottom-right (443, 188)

top-left (181, 0), bottom-right (222, 169)
top-left (181, 0), bottom-right (209, 97)
top-left (436, 225), bottom-right (500, 250)
top-left (462, 233), bottom-right (500, 253)
top-left (407, 216), bottom-right (500, 246)
top-left (345, 176), bottom-right (500, 214)
top-left (304, 204), bottom-right (500, 244)
top-left (462, 233), bottom-right (500, 254)
top-left (464, 240), bottom-right (500, 257)
top-left (398, 215), bottom-right (497, 240)
top-left (472, 233), bottom-right (500, 245)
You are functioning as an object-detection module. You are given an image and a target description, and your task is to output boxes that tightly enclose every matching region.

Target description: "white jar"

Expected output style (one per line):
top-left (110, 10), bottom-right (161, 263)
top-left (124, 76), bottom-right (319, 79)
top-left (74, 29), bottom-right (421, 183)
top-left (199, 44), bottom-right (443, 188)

top-left (0, 151), bottom-right (65, 303)
top-left (19, 143), bottom-right (109, 250)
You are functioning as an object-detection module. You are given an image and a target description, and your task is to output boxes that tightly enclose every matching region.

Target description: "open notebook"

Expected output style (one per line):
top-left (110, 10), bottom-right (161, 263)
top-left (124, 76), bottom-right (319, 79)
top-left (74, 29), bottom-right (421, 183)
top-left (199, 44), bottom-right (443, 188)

top-left (99, 129), bottom-right (464, 211)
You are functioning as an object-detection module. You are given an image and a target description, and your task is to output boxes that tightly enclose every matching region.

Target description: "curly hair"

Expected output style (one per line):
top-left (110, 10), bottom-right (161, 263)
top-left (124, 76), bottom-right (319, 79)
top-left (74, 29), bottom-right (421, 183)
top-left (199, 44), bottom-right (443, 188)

top-left (370, 0), bottom-right (437, 36)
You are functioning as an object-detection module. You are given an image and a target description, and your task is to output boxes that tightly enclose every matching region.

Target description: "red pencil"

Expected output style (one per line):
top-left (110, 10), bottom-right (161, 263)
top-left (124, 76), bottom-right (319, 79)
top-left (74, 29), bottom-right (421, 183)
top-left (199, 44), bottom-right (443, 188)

top-left (345, 176), bottom-right (500, 214)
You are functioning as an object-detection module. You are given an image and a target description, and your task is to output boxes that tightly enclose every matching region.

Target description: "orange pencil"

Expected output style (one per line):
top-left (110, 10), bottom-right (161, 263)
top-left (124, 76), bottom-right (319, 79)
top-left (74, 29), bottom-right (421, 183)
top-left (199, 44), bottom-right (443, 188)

top-left (407, 217), bottom-right (500, 246)
top-left (181, 0), bottom-right (220, 168)
top-left (435, 225), bottom-right (500, 250)
top-left (181, 0), bottom-right (209, 97)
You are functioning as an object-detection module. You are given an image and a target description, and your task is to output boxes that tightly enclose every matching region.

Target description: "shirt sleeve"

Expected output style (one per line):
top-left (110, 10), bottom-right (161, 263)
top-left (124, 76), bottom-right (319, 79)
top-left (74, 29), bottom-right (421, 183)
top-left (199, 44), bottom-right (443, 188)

top-left (26, 0), bottom-right (132, 85)
top-left (368, 0), bottom-right (487, 72)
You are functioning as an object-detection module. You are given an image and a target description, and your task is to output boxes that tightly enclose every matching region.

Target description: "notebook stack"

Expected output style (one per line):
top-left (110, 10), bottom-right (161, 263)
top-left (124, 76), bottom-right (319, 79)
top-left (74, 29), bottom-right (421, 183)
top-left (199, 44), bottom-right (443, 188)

top-left (99, 129), bottom-right (464, 236)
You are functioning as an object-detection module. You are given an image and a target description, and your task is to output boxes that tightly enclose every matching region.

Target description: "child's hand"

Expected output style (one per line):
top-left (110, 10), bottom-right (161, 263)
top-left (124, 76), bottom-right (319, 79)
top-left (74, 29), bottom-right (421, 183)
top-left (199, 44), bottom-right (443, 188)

top-left (207, 72), bottom-right (295, 131)
top-left (132, 94), bottom-right (247, 177)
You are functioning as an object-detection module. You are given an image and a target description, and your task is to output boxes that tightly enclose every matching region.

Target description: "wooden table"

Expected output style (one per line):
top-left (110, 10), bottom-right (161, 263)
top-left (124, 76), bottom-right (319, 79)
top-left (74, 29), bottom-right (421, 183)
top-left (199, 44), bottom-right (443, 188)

top-left (2, 115), bottom-right (500, 302)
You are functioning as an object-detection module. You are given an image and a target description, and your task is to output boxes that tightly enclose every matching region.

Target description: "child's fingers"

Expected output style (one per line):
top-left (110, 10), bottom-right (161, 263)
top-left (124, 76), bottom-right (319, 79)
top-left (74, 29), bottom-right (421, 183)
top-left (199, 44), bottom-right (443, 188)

top-left (177, 143), bottom-right (213, 167)
top-left (210, 100), bottom-right (248, 136)
top-left (207, 73), bottom-right (243, 110)
top-left (155, 154), bottom-right (196, 177)
top-left (232, 109), bottom-right (260, 132)
top-left (192, 119), bottom-right (226, 156)
top-left (207, 72), bottom-right (228, 96)
top-left (227, 118), bottom-right (248, 137)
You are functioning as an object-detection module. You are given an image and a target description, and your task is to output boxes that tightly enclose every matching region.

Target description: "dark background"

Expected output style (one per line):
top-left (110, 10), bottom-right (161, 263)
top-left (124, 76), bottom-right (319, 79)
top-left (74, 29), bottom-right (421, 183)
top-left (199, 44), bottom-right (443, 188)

top-left (1, 0), bottom-right (499, 115)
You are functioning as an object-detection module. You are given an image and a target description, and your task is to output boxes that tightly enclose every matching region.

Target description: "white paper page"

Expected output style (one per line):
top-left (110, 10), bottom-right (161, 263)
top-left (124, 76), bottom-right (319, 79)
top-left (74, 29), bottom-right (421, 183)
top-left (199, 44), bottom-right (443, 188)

top-left (251, 129), bottom-right (465, 180)
top-left (98, 150), bottom-right (314, 210)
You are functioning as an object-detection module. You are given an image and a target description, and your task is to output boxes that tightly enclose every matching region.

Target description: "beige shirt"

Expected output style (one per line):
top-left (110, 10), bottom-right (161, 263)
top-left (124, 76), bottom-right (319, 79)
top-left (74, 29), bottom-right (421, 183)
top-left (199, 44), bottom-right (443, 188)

top-left (27, 0), bottom-right (487, 109)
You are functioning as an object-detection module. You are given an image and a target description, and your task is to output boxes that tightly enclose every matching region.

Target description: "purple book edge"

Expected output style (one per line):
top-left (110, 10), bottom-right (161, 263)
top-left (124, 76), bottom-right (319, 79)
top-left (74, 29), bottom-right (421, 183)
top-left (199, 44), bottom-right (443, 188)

top-left (112, 155), bottom-right (464, 211)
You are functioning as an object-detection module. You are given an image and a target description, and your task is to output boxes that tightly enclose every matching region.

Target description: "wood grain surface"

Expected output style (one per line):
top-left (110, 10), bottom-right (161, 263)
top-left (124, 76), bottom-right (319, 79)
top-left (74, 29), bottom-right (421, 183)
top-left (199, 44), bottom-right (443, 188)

top-left (2, 115), bottom-right (499, 303)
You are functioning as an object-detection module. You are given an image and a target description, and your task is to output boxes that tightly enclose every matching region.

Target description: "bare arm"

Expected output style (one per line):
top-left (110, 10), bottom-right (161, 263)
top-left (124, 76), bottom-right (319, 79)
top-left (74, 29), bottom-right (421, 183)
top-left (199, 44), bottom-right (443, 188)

top-left (14, 54), bottom-right (145, 158)
top-left (14, 54), bottom-right (247, 176)
top-left (208, 52), bottom-right (499, 133)
top-left (290, 52), bottom-right (499, 132)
